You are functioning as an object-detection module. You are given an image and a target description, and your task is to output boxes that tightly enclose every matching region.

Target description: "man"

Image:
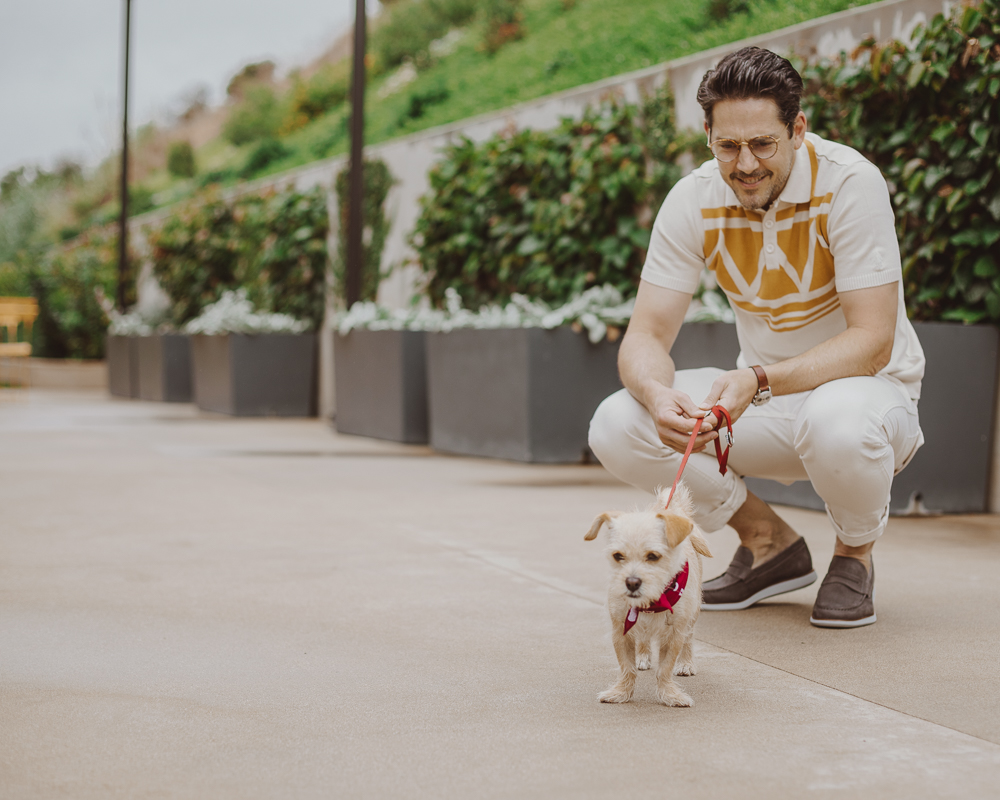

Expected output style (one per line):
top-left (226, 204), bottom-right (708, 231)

top-left (588, 46), bottom-right (925, 628)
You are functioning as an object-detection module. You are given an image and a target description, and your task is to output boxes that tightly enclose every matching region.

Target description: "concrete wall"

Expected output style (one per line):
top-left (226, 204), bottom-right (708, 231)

top-left (128, 0), bottom-right (954, 414)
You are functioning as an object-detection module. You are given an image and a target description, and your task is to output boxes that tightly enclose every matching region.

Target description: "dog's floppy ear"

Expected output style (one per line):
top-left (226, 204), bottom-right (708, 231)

top-left (584, 511), bottom-right (620, 540)
top-left (656, 512), bottom-right (693, 549)
top-left (689, 531), bottom-right (713, 558)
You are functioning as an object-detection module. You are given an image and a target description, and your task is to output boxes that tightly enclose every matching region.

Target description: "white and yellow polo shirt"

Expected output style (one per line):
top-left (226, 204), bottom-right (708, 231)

top-left (642, 132), bottom-right (925, 400)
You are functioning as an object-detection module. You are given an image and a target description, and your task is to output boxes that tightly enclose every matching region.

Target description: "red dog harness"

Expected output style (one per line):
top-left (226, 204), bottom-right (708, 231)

top-left (623, 561), bottom-right (690, 635)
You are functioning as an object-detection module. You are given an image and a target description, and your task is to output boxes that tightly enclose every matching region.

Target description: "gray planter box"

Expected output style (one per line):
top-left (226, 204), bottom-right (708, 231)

top-left (746, 321), bottom-right (1000, 514)
top-left (191, 333), bottom-right (318, 417)
top-left (426, 326), bottom-right (622, 463)
top-left (137, 334), bottom-right (192, 403)
top-left (333, 329), bottom-right (428, 443)
top-left (106, 335), bottom-right (138, 399)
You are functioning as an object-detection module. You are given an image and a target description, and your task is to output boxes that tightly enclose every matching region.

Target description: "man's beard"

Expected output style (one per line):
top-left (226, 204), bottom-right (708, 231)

top-left (729, 168), bottom-right (778, 210)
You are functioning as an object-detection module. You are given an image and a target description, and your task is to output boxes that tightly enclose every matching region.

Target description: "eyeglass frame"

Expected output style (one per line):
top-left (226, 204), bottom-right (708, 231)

top-left (708, 134), bottom-right (782, 163)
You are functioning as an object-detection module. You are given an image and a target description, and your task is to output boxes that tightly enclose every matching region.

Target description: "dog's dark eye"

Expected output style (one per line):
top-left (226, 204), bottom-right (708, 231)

top-left (645, 552), bottom-right (662, 562)
top-left (612, 552), bottom-right (624, 562)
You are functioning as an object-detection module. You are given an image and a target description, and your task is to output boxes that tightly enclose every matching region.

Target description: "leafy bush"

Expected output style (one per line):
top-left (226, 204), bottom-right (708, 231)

top-left (410, 90), bottom-right (695, 308)
top-left (372, 0), bottom-right (478, 70)
top-left (801, 0), bottom-right (1000, 323)
top-left (282, 64), bottom-right (350, 134)
top-left (31, 226), bottom-right (137, 358)
top-left (223, 85), bottom-right (283, 146)
top-left (399, 81), bottom-right (451, 125)
top-left (241, 138), bottom-right (291, 178)
top-left (481, 0), bottom-right (524, 54)
top-left (333, 158), bottom-right (394, 304)
top-left (167, 141), bottom-right (196, 177)
top-left (148, 185), bottom-right (328, 329)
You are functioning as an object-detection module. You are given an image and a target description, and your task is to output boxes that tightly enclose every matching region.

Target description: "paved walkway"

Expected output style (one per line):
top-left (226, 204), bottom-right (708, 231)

top-left (2, 390), bottom-right (999, 799)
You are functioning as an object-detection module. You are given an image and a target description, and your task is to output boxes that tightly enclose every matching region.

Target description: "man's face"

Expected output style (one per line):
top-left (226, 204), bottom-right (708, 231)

top-left (705, 98), bottom-right (807, 212)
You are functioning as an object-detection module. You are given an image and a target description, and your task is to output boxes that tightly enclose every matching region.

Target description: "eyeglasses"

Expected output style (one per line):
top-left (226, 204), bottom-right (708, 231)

top-left (709, 135), bottom-right (781, 162)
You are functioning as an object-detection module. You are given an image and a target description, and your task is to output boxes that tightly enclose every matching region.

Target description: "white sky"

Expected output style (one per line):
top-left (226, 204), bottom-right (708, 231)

top-left (0, 0), bottom-right (374, 177)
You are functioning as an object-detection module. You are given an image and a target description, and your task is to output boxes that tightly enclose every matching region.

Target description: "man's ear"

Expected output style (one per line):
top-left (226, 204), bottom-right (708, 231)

top-left (585, 511), bottom-right (620, 541)
top-left (656, 512), bottom-right (693, 549)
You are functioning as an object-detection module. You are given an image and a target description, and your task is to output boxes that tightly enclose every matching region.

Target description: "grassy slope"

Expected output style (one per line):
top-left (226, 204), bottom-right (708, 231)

top-left (167, 0), bottom-right (877, 191)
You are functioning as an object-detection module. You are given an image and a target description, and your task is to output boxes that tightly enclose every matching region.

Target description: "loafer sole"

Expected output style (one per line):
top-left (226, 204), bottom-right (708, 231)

top-left (809, 612), bottom-right (877, 628)
top-left (701, 570), bottom-right (817, 611)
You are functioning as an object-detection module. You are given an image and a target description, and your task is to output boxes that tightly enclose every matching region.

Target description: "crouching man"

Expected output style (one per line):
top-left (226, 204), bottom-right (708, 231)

top-left (588, 46), bottom-right (925, 628)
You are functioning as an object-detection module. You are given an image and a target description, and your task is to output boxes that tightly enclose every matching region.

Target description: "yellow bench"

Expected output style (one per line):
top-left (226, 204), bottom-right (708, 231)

top-left (0, 296), bottom-right (39, 387)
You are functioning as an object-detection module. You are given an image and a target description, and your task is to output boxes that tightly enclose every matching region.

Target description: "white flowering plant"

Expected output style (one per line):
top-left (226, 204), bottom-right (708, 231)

top-left (183, 290), bottom-right (309, 335)
top-left (335, 283), bottom-right (733, 344)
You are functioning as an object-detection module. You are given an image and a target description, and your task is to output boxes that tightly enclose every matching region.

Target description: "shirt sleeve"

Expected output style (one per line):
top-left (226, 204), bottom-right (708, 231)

top-left (640, 173), bottom-right (705, 295)
top-left (828, 161), bottom-right (903, 292)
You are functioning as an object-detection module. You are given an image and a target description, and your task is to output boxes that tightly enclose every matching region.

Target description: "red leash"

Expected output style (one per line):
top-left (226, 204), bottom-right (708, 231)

top-left (665, 405), bottom-right (733, 508)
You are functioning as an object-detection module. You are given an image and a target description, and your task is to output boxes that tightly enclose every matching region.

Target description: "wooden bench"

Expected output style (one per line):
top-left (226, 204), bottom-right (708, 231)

top-left (0, 296), bottom-right (39, 387)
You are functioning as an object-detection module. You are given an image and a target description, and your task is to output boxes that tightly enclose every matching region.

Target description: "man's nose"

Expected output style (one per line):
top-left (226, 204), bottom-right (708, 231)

top-left (736, 144), bottom-right (759, 174)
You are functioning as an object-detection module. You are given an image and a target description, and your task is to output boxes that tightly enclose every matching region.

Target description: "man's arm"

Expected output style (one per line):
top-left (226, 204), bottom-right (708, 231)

top-left (700, 281), bottom-right (899, 425)
top-left (619, 280), bottom-right (722, 453)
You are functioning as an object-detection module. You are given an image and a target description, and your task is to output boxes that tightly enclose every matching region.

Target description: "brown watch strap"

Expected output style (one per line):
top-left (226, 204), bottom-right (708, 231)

top-left (751, 365), bottom-right (769, 393)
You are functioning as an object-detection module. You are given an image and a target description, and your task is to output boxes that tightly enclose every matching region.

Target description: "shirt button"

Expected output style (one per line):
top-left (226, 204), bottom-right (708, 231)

top-left (766, 244), bottom-right (775, 253)
top-left (765, 220), bottom-right (774, 229)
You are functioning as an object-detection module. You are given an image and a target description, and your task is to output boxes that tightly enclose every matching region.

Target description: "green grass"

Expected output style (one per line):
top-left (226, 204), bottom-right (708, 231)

top-left (154, 0), bottom-right (878, 197)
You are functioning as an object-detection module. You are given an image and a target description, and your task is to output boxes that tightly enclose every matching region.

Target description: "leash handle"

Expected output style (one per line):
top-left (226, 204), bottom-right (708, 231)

top-left (665, 404), bottom-right (733, 508)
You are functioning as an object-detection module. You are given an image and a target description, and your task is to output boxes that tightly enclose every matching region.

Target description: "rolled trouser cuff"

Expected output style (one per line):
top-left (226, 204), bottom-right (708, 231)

top-left (825, 502), bottom-right (889, 547)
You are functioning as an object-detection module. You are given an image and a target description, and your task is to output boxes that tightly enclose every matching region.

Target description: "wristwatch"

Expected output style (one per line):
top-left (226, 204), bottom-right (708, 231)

top-left (750, 365), bottom-right (772, 406)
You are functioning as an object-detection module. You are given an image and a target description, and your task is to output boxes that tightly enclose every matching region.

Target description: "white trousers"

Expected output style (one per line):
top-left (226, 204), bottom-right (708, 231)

top-left (588, 369), bottom-right (923, 546)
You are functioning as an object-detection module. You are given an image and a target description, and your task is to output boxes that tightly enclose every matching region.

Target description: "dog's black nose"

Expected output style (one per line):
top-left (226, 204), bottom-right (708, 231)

top-left (626, 577), bottom-right (642, 593)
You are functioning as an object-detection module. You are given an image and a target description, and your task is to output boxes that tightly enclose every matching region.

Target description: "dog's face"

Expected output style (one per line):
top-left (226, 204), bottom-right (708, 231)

top-left (586, 509), bottom-right (693, 607)
top-left (585, 485), bottom-right (710, 608)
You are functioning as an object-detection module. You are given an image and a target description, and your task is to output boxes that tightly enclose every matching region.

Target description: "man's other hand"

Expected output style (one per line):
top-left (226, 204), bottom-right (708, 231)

top-left (647, 384), bottom-right (721, 454)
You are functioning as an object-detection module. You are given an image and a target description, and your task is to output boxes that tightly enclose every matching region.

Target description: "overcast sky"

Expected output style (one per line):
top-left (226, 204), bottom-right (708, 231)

top-left (0, 0), bottom-right (374, 177)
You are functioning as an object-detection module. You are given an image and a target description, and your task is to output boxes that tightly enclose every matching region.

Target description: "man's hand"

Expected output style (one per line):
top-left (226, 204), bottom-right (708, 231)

top-left (699, 368), bottom-right (759, 428)
top-left (646, 383), bottom-right (721, 454)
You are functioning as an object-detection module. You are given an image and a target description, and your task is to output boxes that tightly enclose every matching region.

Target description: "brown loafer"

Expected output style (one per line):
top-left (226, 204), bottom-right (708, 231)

top-left (810, 556), bottom-right (876, 628)
top-left (701, 537), bottom-right (817, 611)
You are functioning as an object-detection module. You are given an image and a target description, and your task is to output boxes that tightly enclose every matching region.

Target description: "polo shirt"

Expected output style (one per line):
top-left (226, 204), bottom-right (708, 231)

top-left (641, 132), bottom-right (925, 400)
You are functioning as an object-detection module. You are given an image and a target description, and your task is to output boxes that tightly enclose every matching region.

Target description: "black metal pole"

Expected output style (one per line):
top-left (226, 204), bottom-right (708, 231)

top-left (345, 0), bottom-right (366, 308)
top-left (117, 0), bottom-right (132, 311)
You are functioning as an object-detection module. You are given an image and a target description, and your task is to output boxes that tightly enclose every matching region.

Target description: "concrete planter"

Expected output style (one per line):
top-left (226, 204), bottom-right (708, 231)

top-left (137, 334), bottom-right (192, 403)
top-left (425, 326), bottom-right (622, 463)
top-left (191, 333), bottom-right (318, 417)
top-left (106, 335), bottom-right (138, 399)
top-left (333, 329), bottom-right (428, 443)
top-left (747, 321), bottom-right (1000, 514)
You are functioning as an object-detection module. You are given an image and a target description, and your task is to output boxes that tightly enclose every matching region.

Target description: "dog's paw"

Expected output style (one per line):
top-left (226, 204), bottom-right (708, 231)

top-left (598, 685), bottom-right (634, 704)
top-left (656, 684), bottom-right (693, 707)
top-left (636, 652), bottom-right (652, 671)
top-left (674, 661), bottom-right (697, 676)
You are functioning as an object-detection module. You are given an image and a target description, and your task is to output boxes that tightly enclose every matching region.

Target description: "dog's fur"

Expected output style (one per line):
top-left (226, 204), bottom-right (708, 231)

top-left (585, 484), bottom-right (712, 706)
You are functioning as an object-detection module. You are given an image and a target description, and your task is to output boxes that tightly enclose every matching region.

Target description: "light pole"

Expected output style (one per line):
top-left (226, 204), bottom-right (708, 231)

top-left (345, 0), bottom-right (366, 308)
top-left (117, 0), bottom-right (132, 312)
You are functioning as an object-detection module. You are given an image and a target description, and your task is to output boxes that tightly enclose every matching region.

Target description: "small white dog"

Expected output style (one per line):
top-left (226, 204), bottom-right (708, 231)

top-left (585, 483), bottom-right (712, 707)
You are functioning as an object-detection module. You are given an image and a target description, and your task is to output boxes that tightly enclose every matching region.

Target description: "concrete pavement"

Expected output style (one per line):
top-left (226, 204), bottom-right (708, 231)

top-left (2, 390), bottom-right (999, 798)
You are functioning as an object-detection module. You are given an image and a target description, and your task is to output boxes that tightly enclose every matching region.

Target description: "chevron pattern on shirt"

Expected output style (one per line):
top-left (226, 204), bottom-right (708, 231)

top-left (701, 141), bottom-right (839, 332)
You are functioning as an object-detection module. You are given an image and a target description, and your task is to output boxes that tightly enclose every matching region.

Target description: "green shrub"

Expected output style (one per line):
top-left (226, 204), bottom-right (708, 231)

top-left (167, 141), bottom-right (196, 177)
top-left (411, 91), bottom-right (696, 308)
top-left (31, 226), bottom-right (137, 358)
top-left (223, 85), bottom-right (283, 146)
top-left (398, 81), bottom-right (451, 125)
top-left (241, 138), bottom-right (291, 178)
top-left (372, 0), bottom-right (478, 70)
top-left (333, 158), bottom-right (394, 305)
top-left (283, 65), bottom-right (351, 134)
top-left (481, 0), bottom-right (524, 54)
top-left (801, 0), bottom-right (1000, 323)
top-left (149, 185), bottom-right (328, 329)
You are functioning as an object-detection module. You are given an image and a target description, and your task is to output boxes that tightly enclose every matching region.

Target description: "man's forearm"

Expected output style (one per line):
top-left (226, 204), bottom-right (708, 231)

top-left (618, 330), bottom-right (677, 410)
top-left (763, 324), bottom-right (893, 397)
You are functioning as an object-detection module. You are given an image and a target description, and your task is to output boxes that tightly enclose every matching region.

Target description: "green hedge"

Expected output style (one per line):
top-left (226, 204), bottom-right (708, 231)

top-left (148, 185), bottom-right (328, 329)
top-left (31, 226), bottom-right (137, 359)
top-left (410, 88), bottom-right (705, 308)
top-left (333, 158), bottom-right (394, 305)
top-left (801, 0), bottom-right (1000, 323)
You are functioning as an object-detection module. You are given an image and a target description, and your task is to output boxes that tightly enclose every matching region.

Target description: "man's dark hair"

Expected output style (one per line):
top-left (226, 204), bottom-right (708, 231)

top-left (696, 46), bottom-right (803, 136)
